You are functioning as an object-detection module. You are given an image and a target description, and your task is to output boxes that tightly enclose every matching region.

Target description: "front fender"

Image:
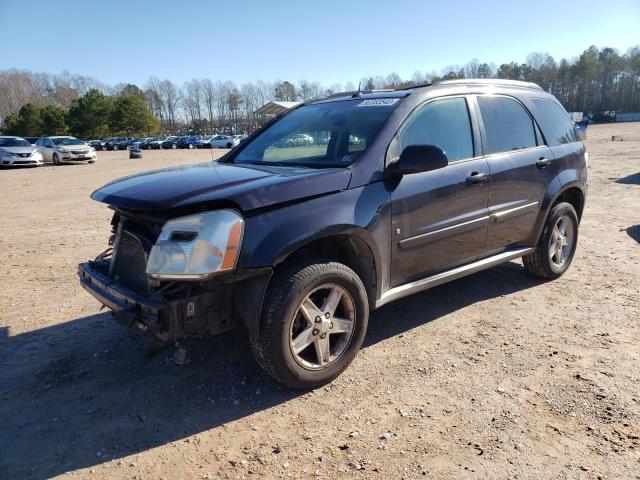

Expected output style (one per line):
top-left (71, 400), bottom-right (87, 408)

top-left (238, 183), bottom-right (391, 297)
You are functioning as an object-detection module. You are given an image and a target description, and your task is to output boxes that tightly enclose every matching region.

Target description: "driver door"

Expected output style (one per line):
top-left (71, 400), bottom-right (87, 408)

top-left (389, 96), bottom-right (490, 287)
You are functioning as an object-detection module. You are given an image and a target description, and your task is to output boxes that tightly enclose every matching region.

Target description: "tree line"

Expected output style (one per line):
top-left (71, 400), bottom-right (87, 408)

top-left (1, 44), bottom-right (638, 138)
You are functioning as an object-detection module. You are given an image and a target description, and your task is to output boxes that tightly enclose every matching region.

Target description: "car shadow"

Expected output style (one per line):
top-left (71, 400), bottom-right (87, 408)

top-left (615, 172), bottom-right (640, 185)
top-left (626, 225), bottom-right (640, 243)
top-left (0, 261), bottom-right (542, 479)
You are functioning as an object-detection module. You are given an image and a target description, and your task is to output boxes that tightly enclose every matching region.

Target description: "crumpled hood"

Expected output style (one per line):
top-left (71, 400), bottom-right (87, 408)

top-left (91, 161), bottom-right (352, 212)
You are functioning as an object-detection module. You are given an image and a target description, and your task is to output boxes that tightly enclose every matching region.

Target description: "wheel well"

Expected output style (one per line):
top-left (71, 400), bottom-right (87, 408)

top-left (277, 235), bottom-right (377, 308)
top-left (553, 187), bottom-right (584, 221)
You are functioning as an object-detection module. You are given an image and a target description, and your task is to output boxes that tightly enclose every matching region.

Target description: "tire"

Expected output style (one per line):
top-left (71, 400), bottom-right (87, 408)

top-left (53, 153), bottom-right (60, 165)
top-left (226, 143), bottom-right (232, 148)
top-left (523, 202), bottom-right (579, 279)
top-left (171, 144), bottom-right (177, 149)
top-left (250, 259), bottom-right (369, 389)
top-left (88, 160), bottom-right (95, 164)
top-left (188, 144), bottom-right (194, 149)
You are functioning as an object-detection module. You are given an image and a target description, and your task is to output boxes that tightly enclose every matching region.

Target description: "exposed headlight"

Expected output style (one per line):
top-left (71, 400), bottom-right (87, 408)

top-left (146, 210), bottom-right (244, 280)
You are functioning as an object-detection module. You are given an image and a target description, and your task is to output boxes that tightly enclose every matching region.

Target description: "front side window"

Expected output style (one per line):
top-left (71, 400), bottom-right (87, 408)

top-left (533, 98), bottom-right (578, 146)
top-left (234, 99), bottom-right (399, 168)
top-left (398, 97), bottom-right (474, 162)
top-left (477, 96), bottom-right (537, 154)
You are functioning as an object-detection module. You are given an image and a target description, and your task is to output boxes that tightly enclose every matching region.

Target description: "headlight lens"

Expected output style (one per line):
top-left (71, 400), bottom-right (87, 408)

top-left (146, 210), bottom-right (244, 280)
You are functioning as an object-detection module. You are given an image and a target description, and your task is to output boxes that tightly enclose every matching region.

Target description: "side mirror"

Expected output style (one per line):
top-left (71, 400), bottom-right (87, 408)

top-left (388, 144), bottom-right (448, 176)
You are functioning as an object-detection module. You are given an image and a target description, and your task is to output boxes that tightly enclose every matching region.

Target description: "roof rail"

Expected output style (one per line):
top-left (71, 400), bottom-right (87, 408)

top-left (394, 83), bottom-right (432, 91)
top-left (323, 88), bottom-right (394, 100)
top-left (434, 79), bottom-right (544, 91)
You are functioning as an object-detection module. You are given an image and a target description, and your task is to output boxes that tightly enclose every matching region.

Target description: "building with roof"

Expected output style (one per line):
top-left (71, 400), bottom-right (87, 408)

top-left (254, 101), bottom-right (301, 117)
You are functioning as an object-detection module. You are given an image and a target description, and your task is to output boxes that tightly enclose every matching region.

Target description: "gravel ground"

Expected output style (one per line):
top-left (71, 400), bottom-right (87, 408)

top-left (0, 123), bottom-right (639, 480)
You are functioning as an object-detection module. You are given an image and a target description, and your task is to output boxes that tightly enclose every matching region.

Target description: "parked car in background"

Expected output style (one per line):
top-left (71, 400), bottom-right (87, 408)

top-left (117, 138), bottom-right (138, 150)
top-left (36, 136), bottom-right (97, 164)
top-left (149, 137), bottom-right (166, 149)
top-left (79, 79), bottom-right (587, 389)
top-left (161, 136), bottom-right (182, 149)
top-left (196, 135), bottom-right (213, 148)
top-left (177, 136), bottom-right (200, 149)
top-left (0, 136), bottom-right (43, 167)
top-left (88, 140), bottom-right (104, 151)
top-left (104, 137), bottom-right (132, 151)
top-left (138, 137), bottom-right (157, 150)
top-left (209, 134), bottom-right (240, 148)
top-left (234, 134), bottom-right (249, 144)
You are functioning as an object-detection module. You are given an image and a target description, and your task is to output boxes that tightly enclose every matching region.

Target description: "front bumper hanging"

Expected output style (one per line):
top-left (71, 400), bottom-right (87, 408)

top-left (78, 261), bottom-right (167, 334)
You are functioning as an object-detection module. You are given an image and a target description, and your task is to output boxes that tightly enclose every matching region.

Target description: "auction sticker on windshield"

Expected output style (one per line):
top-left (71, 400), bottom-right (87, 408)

top-left (357, 98), bottom-right (399, 107)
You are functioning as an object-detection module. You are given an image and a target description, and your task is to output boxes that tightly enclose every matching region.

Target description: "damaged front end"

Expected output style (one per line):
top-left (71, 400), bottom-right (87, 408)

top-left (78, 209), bottom-right (269, 344)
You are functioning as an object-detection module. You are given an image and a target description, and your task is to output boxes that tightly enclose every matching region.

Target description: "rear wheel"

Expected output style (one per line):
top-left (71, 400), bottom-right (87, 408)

top-left (53, 153), bottom-right (60, 165)
top-left (523, 202), bottom-right (579, 279)
top-left (251, 259), bottom-right (369, 389)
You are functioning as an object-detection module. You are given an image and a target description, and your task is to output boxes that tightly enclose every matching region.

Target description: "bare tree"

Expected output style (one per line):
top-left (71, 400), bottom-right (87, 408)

top-left (158, 79), bottom-right (179, 130)
top-left (202, 78), bottom-right (216, 130)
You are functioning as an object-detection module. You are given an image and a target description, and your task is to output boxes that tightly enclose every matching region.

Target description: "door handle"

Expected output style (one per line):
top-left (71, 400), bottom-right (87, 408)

top-left (466, 172), bottom-right (488, 186)
top-left (536, 157), bottom-right (551, 168)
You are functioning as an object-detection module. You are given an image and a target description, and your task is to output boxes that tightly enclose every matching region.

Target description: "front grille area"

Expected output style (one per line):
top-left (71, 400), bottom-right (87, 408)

top-left (71, 150), bottom-right (89, 155)
top-left (111, 230), bottom-right (149, 294)
top-left (17, 153), bottom-right (31, 158)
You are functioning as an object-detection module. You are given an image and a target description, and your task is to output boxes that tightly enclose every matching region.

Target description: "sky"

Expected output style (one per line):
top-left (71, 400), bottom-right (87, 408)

top-left (1, 0), bottom-right (638, 88)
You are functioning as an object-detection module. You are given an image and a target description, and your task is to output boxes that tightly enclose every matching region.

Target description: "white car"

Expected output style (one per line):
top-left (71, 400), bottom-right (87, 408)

top-left (0, 136), bottom-right (44, 167)
top-left (36, 136), bottom-right (97, 165)
top-left (209, 135), bottom-right (240, 149)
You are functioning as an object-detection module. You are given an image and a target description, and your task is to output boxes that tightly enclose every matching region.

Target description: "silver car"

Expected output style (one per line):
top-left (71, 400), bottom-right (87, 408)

top-left (35, 136), bottom-right (97, 165)
top-left (0, 136), bottom-right (44, 167)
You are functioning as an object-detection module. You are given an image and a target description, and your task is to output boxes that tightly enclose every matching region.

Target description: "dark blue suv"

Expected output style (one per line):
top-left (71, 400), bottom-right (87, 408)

top-left (78, 79), bottom-right (587, 388)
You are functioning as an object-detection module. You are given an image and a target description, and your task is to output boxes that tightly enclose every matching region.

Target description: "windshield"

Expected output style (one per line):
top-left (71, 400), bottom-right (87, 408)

top-left (234, 99), bottom-right (399, 168)
top-left (0, 137), bottom-right (31, 148)
top-left (52, 137), bottom-right (84, 146)
top-left (165, 136), bottom-right (178, 141)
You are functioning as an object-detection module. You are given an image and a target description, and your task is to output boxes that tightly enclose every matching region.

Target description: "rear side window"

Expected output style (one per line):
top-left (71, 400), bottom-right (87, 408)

top-left (533, 99), bottom-right (578, 146)
top-left (477, 96), bottom-right (537, 154)
top-left (399, 97), bottom-right (474, 162)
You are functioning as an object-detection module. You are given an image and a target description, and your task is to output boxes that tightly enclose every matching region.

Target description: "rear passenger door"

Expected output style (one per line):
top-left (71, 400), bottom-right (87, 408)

top-left (530, 98), bottom-right (585, 184)
top-left (474, 95), bottom-right (556, 252)
top-left (389, 96), bottom-right (490, 287)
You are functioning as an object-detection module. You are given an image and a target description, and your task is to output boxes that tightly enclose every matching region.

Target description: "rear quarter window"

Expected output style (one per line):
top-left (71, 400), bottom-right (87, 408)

top-left (477, 96), bottom-right (537, 155)
top-left (532, 98), bottom-right (578, 146)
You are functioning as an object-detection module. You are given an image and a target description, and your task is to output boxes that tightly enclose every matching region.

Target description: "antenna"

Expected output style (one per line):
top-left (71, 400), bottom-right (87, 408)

top-left (352, 81), bottom-right (363, 98)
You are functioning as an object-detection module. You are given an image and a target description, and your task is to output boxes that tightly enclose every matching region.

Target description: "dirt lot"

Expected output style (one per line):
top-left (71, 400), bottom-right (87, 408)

top-left (0, 124), bottom-right (639, 480)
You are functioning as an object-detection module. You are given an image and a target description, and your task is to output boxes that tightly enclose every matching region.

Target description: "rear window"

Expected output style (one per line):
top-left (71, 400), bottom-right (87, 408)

top-left (477, 96), bottom-right (537, 155)
top-left (533, 99), bottom-right (578, 146)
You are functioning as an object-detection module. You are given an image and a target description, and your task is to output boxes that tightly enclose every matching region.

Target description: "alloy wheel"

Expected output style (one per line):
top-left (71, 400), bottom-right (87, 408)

top-left (289, 284), bottom-right (356, 370)
top-left (549, 214), bottom-right (575, 267)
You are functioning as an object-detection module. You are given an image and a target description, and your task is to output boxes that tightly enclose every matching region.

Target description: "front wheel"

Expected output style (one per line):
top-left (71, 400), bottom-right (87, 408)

top-left (523, 202), bottom-right (579, 279)
top-left (251, 260), bottom-right (369, 389)
top-left (53, 153), bottom-right (60, 165)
